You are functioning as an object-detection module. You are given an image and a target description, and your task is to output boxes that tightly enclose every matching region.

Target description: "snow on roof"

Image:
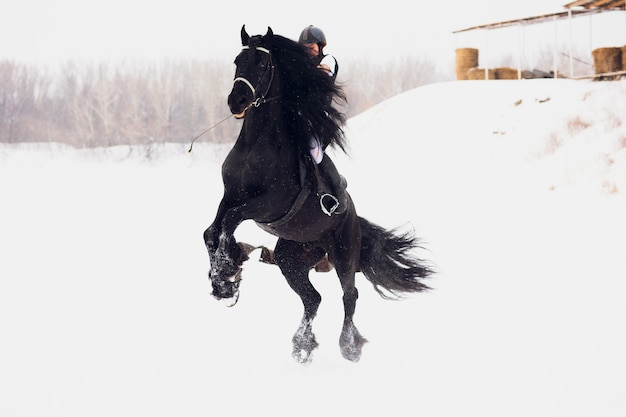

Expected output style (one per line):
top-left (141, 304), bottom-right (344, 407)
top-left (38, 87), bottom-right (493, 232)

top-left (565, 0), bottom-right (625, 10)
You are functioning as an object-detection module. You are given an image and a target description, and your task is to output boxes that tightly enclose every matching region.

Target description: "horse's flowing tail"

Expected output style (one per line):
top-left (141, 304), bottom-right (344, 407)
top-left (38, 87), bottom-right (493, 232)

top-left (359, 217), bottom-right (433, 299)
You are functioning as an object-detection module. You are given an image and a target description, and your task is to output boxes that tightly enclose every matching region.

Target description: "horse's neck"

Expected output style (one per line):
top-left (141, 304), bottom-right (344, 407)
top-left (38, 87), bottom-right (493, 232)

top-left (246, 103), bottom-right (290, 140)
top-left (241, 72), bottom-right (299, 167)
top-left (236, 107), bottom-right (298, 164)
top-left (225, 106), bottom-right (302, 203)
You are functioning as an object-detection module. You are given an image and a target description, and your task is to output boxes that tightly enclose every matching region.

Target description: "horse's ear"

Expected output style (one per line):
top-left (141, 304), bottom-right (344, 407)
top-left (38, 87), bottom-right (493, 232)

top-left (241, 25), bottom-right (250, 46)
top-left (262, 27), bottom-right (273, 48)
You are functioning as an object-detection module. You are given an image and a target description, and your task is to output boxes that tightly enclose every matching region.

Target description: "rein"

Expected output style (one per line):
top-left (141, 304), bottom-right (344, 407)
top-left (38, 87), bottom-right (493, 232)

top-left (187, 113), bottom-right (235, 153)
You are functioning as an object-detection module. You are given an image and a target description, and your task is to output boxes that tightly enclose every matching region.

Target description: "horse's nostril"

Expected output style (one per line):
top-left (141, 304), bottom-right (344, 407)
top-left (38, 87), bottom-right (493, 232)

top-left (238, 96), bottom-right (248, 107)
top-left (228, 93), bottom-right (250, 114)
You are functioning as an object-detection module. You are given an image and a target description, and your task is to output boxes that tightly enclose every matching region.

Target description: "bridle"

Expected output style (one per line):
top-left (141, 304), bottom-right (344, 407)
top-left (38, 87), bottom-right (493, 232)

top-left (188, 45), bottom-right (277, 151)
top-left (232, 45), bottom-right (278, 110)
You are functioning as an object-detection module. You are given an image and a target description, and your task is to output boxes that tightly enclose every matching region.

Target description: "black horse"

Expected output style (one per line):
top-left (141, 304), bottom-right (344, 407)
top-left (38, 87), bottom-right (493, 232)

top-left (204, 26), bottom-right (432, 363)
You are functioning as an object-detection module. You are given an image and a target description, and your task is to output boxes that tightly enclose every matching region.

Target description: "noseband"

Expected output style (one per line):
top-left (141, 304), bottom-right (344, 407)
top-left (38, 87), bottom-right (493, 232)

top-left (233, 46), bottom-right (276, 108)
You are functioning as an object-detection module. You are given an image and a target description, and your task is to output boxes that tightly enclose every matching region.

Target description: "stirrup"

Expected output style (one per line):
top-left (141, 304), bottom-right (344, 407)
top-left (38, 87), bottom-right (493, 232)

top-left (320, 193), bottom-right (340, 216)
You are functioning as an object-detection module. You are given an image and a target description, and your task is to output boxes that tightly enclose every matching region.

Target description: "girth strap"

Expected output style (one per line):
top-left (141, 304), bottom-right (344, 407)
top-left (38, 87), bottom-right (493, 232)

top-left (257, 158), bottom-right (309, 230)
top-left (257, 184), bottom-right (309, 230)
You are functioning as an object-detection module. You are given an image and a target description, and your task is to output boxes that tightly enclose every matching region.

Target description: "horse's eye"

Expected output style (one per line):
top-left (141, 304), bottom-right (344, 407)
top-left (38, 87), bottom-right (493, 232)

top-left (258, 61), bottom-right (266, 69)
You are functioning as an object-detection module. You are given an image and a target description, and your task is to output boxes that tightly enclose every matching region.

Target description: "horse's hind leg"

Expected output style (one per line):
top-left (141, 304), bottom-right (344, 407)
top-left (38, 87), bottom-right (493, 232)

top-left (334, 215), bottom-right (368, 362)
top-left (274, 239), bottom-right (325, 364)
top-left (336, 266), bottom-right (367, 362)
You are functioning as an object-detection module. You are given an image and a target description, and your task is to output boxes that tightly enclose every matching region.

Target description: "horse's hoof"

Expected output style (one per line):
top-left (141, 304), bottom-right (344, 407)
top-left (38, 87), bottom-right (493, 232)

top-left (292, 348), bottom-right (314, 364)
top-left (221, 291), bottom-right (240, 307)
top-left (210, 268), bottom-right (242, 304)
top-left (292, 327), bottom-right (318, 364)
top-left (340, 326), bottom-right (368, 362)
top-left (340, 344), bottom-right (364, 362)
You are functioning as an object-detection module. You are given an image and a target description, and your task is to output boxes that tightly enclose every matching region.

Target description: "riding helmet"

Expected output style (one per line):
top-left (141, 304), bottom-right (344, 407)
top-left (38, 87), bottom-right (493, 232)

top-left (298, 25), bottom-right (327, 47)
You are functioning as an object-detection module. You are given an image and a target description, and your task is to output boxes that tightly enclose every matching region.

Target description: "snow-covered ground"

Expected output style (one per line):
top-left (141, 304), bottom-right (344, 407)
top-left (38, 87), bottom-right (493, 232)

top-left (1, 79), bottom-right (625, 416)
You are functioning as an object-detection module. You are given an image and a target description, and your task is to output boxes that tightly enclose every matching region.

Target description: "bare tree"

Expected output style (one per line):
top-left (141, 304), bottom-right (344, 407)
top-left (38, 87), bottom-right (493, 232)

top-left (0, 55), bottom-right (447, 147)
top-left (340, 56), bottom-right (447, 117)
top-left (0, 61), bottom-right (44, 142)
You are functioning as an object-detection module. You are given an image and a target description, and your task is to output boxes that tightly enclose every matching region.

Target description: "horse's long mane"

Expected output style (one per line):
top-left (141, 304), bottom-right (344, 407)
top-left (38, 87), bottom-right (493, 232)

top-left (266, 34), bottom-right (348, 154)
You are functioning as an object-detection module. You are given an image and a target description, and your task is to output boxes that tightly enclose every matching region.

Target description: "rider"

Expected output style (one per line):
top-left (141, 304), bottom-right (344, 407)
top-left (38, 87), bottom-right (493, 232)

top-left (298, 25), bottom-right (347, 215)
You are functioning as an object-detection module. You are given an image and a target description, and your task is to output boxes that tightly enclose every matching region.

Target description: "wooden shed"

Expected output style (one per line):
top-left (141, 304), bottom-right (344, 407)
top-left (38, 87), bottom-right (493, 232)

top-left (453, 0), bottom-right (626, 80)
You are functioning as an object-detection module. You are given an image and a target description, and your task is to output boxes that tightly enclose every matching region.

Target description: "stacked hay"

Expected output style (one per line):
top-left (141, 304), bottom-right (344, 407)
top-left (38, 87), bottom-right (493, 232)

top-left (456, 48), bottom-right (479, 80)
top-left (495, 67), bottom-right (519, 80)
top-left (623, 45), bottom-right (626, 71)
top-left (467, 67), bottom-right (496, 80)
top-left (592, 47), bottom-right (622, 74)
top-left (455, 49), bottom-right (520, 80)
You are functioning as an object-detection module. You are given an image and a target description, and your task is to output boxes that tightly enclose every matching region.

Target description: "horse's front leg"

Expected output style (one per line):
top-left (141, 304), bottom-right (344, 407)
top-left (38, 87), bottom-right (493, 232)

top-left (203, 202), bottom-right (248, 305)
top-left (203, 198), bottom-right (230, 259)
top-left (274, 239), bottom-right (325, 364)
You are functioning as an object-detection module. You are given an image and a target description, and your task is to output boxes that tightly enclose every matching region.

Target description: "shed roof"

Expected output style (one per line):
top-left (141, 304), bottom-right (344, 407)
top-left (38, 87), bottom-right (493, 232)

top-left (453, 1), bottom-right (625, 33)
top-left (453, 10), bottom-right (595, 33)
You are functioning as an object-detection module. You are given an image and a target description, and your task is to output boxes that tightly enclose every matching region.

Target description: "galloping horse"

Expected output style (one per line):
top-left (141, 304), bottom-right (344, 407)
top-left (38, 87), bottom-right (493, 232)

top-left (204, 26), bottom-right (432, 363)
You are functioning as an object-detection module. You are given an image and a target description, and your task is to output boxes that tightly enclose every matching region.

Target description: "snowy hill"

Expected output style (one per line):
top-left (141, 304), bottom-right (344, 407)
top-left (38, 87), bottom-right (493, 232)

top-left (1, 79), bottom-right (625, 417)
top-left (337, 79), bottom-right (626, 195)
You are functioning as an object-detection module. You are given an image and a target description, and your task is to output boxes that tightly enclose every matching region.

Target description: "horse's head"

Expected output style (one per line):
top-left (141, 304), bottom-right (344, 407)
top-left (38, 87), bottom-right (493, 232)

top-left (228, 25), bottom-right (275, 119)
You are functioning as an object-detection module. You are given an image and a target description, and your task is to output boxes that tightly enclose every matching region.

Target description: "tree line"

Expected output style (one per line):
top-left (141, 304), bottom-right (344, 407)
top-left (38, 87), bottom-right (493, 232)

top-left (0, 57), bottom-right (447, 147)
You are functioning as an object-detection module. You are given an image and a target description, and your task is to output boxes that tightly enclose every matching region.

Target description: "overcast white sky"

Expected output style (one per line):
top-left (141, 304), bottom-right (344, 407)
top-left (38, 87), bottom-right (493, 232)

top-left (3, 0), bottom-right (582, 67)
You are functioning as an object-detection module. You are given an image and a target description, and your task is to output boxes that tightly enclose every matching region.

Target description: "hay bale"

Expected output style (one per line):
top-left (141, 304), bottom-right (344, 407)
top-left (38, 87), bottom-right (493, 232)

top-left (622, 45), bottom-right (626, 71)
top-left (495, 67), bottom-right (520, 80)
top-left (592, 47), bottom-right (622, 74)
top-left (466, 67), bottom-right (496, 80)
top-left (456, 48), bottom-right (479, 80)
